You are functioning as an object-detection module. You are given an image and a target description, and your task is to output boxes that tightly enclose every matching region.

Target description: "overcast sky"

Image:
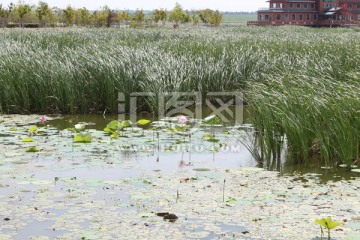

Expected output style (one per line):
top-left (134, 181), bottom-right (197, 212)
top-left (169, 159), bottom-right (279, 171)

top-left (0, 0), bottom-right (267, 12)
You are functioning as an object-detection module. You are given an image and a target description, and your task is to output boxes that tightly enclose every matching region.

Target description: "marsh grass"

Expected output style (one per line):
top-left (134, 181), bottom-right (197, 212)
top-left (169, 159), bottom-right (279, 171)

top-left (0, 26), bottom-right (359, 164)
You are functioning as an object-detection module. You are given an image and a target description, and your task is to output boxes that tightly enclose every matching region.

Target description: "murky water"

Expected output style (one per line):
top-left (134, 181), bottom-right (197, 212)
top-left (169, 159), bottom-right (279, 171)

top-left (49, 114), bottom-right (360, 181)
top-left (0, 113), bottom-right (359, 239)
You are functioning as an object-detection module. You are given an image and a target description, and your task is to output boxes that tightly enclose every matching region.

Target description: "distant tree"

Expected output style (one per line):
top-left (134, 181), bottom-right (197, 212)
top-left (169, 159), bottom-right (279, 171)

top-left (118, 11), bottom-right (130, 22)
top-left (210, 10), bottom-right (222, 26)
top-left (198, 9), bottom-right (223, 26)
top-left (152, 9), bottom-right (167, 25)
top-left (89, 6), bottom-right (115, 27)
top-left (0, 5), bottom-right (6, 27)
top-left (91, 10), bottom-right (106, 27)
top-left (101, 6), bottom-right (116, 27)
top-left (63, 5), bottom-right (75, 26)
top-left (198, 9), bottom-right (213, 25)
top-left (91, 11), bottom-right (98, 26)
top-left (91, 11), bottom-right (102, 27)
top-left (14, 2), bottom-right (32, 27)
top-left (78, 7), bottom-right (90, 26)
top-left (113, 11), bottom-right (130, 26)
top-left (0, 5), bottom-right (5, 17)
top-left (133, 9), bottom-right (144, 22)
top-left (190, 10), bottom-right (199, 26)
top-left (35, 1), bottom-right (51, 27)
top-left (169, 3), bottom-right (188, 26)
top-left (44, 9), bottom-right (56, 27)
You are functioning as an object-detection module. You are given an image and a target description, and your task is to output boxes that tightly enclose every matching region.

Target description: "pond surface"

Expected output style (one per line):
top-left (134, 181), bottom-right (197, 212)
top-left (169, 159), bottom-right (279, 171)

top-left (50, 114), bottom-right (360, 181)
top-left (0, 114), bottom-right (359, 239)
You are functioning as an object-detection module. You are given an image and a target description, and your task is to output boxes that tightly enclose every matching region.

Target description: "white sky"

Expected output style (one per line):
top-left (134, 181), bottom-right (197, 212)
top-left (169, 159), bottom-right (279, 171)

top-left (0, 0), bottom-right (267, 12)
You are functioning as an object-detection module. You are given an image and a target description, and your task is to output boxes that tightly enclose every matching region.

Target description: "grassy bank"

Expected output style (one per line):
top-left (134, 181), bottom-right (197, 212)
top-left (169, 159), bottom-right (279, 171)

top-left (0, 26), bottom-right (359, 164)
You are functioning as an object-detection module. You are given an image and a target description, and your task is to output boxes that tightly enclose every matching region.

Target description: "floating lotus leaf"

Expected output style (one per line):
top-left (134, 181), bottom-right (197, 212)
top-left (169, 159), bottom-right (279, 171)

top-left (22, 137), bottom-right (34, 142)
top-left (28, 126), bottom-right (38, 133)
top-left (26, 147), bottom-right (39, 152)
top-left (203, 133), bottom-right (215, 139)
top-left (315, 218), bottom-right (343, 230)
top-left (74, 133), bottom-right (92, 143)
top-left (105, 120), bottom-right (121, 131)
top-left (121, 120), bottom-right (132, 128)
top-left (193, 168), bottom-right (211, 172)
top-left (137, 119), bottom-right (151, 125)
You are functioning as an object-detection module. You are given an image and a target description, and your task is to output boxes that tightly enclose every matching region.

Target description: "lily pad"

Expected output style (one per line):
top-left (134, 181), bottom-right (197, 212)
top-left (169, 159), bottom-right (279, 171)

top-left (74, 133), bottom-right (92, 143)
top-left (26, 147), bottom-right (39, 153)
top-left (315, 218), bottom-right (343, 229)
top-left (29, 126), bottom-right (38, 133)
top-left (137, 119), bottom-right (151, 125)
top-left (22, 137), bottom-right (35, 142)
top-left (193, 168), bottom-right (211, 172)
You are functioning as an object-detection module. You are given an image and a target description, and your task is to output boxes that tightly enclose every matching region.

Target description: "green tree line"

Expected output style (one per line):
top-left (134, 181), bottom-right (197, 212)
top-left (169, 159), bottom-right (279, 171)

top-left (0, 1), bottom-right (222, 28)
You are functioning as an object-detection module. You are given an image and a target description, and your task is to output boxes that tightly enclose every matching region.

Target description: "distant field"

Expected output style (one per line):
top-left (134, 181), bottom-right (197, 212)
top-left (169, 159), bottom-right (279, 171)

top-left (222, 13), bottom-right (257, 25)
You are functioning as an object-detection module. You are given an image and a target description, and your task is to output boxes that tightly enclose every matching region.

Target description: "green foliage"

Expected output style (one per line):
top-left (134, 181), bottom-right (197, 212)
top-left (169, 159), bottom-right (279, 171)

top-left (104, 120), bottom-right (121, 133)
top-left (114, 11), bottom-right (130, 23)
top-left (14, 2), bottom-right (32, 27)
top-left (132, 9), bottom-right (145, 23)
top-left (121, 120), bottom-right (132, 128)
top-left (174, 125), bottom-right (189, 131)
top-left (104, 120), bottom-right (132, 136)
top-left (29, 126), bottom-right (38, 133)
top-left (22, 137), bottom-right (34, 142)
top-left (35, 1), bottom-right (51, 26)
top-left (169, 3), bottom-right (189, 24)
top-left (203, 133), bottom-right (215, 139)
top-left (0, 4), bottom-right (7, 18)
top-left (197, 9), bottom-right (223, 26)
top-left (0, 27), bottom-right (359, 165)
top-left (315, 218), bottom-right (343, 230)
top-left (152, 9), bottom-right (167, 24)
top-left (74, 133), bottom-right (92, 143)
top-left (315, 218), bottom-right (343, 239)
top-left (26, 147), bottom-right (39, 152)
top-left (63, 5), bottom-right (75, 26)
top-left (137, 119), bottom-right (151, 126)
top-left (79, 7), bottom-right (91, 26)
top-left (202, 115), bottom-right (221, 125)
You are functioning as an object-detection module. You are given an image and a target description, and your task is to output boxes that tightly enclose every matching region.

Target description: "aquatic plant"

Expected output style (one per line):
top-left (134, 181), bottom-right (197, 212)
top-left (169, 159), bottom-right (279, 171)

top-left (315, 217), bottom-right (343, 239)
top-left (73, 133), bottom-right (92, 143)
top-left (0, 27), bottom-right (358, 164)
top-left (177, 115), bottom-right (187, 125)
top-left (137, 119), bottom-right (151, 136)
top-left (41, 115), bottom-right (47, 124)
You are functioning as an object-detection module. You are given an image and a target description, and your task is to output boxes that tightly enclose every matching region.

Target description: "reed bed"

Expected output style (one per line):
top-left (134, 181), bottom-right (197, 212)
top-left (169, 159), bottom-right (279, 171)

top-left (0, 26), bottom-right (359, 164)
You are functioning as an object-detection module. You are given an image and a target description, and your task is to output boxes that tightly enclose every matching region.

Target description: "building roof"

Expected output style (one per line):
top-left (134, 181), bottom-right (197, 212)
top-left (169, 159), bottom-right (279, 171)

top-left (258, 10), bottom-right (318, 13)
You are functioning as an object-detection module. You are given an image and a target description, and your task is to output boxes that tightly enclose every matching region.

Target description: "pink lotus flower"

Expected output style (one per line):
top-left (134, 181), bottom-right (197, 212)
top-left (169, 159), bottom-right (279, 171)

top-left (177, 115), bottom-right (187, 125)
top-left (41, 115), bottom-right (47, 124)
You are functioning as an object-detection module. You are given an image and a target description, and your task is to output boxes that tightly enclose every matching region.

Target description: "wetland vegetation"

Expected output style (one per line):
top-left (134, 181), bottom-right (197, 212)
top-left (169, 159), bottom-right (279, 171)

top-left (0, 26), bottom-right (359, 165)
top-left (0, 25), bottom-right (359, 239)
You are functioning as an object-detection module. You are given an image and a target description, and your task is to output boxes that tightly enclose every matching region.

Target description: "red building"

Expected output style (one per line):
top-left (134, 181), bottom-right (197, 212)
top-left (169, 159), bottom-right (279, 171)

top-left (248, 0), bottom-right (360, 27)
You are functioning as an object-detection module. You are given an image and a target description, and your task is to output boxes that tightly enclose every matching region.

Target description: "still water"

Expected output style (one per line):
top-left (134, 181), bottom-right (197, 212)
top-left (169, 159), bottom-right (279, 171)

top-left (49, 114), bottom-right (360, 182)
